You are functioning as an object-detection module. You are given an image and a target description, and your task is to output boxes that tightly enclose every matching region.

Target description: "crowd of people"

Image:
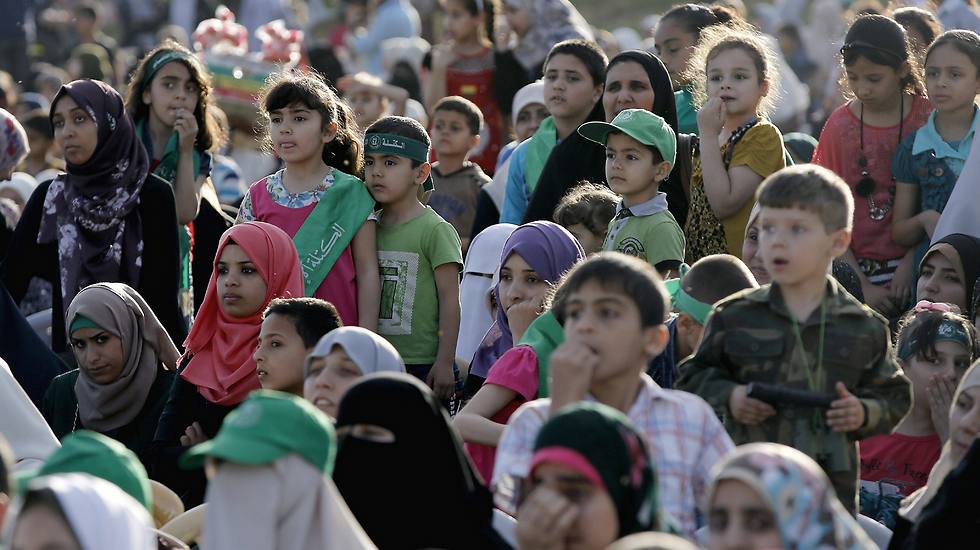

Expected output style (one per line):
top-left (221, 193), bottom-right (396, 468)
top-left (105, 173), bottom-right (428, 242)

top-left (3, 0), bottom-right (980, 548)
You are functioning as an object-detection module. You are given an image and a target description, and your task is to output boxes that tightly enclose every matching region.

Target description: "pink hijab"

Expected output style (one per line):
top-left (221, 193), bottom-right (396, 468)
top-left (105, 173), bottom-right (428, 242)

top-left (180, 222), bottom-right (304, 405)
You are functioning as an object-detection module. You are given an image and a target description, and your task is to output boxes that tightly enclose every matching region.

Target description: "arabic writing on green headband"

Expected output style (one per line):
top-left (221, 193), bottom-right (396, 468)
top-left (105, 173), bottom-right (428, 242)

top-left (897, 319), bottom-right (972, 360)
top-left (364, 132), bottom-right (430, 164)
top-left (140, 50), bottom-right (196, 90)
top-left (664, 264), bottom-right (713, 325)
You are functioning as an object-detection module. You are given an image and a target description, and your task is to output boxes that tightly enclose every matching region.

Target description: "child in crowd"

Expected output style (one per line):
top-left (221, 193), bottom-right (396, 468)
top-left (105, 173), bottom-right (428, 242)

top-left (893, 31), bottom-right (980, 269)
top-left (456, 223), bottom-right (516, 370)
top-left (494, 252), bottom-right (734, 537)
top-left (893, 7), bottom-right (943, 68)
top-left (501, 39), bottom-right (607, 224)
top-left (683, 25), bottom-right (787, 262)
top-left (654, 3), bottom-right (737, 134)
top-left (423, 0), bottom-right (502, 175)
top-left (303, 326), bottom-right (406, 418)
top-left (455, 221), bottom-right (584, 482)
top-left (239, 71), bottom-right (380, 330)
top-left (364, 116), bottom-right (463, 400)
top-left (255, 297), bottom-right (343, 396)
top-left (553, 181), bottom-right (618, 255)
top-left (813, 15), bottom-right (931, 318)
top-left (152, 221), bottom-right (304, 507)
top-left (677, 164), bottom-right (911, 514)
top-left (860, 303), bottom-right (978, 528)
top-left (427, 95), bottom-right (492, 254)
top-left (916, 234), bottom-right (980, 314)
top-left (338, 70), bottom-right (410, 131)
top-left (18, 109), bottom-right (61, 178)
top-left (652, 255), bottom-right (758, 389)
top-left (579, 108), bottom-right (686, 276)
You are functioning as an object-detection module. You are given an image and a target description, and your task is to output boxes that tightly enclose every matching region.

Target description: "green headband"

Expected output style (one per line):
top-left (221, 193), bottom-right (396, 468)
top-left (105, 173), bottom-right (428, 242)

top-left (897, 319), bottom-right (973, 360)
top-left (140, 50), bottom-right (196, 90)
top-left (364, 132), bottom-right (434, 192)
top-left (69, 314), bottom-right (102, 335)
top-left (664, 264), bottom-right (713, 325)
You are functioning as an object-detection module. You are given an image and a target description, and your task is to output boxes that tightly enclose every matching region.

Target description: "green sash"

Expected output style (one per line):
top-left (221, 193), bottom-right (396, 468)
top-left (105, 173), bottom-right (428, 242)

top-left (522, 117), bottom-right (557, 195)
top-left (518, 310), bottom-right (565, 398)
top-left (293, 170), bottom-right (376, 296)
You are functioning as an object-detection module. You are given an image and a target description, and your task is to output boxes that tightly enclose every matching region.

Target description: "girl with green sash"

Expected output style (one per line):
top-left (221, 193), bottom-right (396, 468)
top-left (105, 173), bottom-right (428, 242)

top-left (237, 71), bottom-right (379, 330)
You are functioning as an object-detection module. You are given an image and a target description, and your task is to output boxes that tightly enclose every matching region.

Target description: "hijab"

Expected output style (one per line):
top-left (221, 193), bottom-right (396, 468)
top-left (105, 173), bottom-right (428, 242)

top-left (468, 221), bottom-right (585, 381)
top-left (530, 402), bottom-right (664, 536)
top-left (2, 473), bottom-right (156, 550)
top-left (920, 234), bottom-right (980, 312)
top-left (37, 80), bottom-right (149, 322)
top-left (305, 326), bottom-right (406, 378)
top-left (179, 221), bottom-right (304, 406)
top-left (0, 107), bottom-right (29, 176)
top-left (66, 283), bottom-right (179, 432)
top-left (0, 358), bottom-right (59, 471)
top-left (707, 443), bottom-right (876, 550)
top-left (506, 0), bottom-right (593, 72)
top-left (333, 373), bottom-right (506, 550)
top-left (457, 224), bottom-right (518, 366)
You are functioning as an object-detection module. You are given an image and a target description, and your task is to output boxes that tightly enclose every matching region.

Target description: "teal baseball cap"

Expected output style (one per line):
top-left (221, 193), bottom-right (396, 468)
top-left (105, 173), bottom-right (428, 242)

top-left (180, 390), bottom-right (336, 474)
top-left (578, 109), bottom-right (677, 165)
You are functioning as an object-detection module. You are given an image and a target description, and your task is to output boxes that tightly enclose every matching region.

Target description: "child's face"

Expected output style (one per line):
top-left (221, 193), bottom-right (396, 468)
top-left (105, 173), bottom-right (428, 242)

top-left (949, 385), bottom-right (980, 463)
top-left (565, 223), bottom-right (605, 255)
top-left (269, 103), bottom-right (335, 165)
top-left (503, 2), bottom-right (531, 38)
top-left (844, 55), bottom-right (909, 110)
top-left (741, 221), bottom-right (771, 285)
top-left (69, 327), bottom-right (125, 385)
top-left (9, 502), bottom-right (81, 550)
top-left (605, 132), bottom-right (671, 206)
top-left (430, 109), bottom-right (479, 158)
top-left (706, 47), bottom-right (768, 122)
top-left (925, 43), bottom-right (980, 113)
top-left (708, 479), bottom-right (782, 550)
top-left (676, 313), bottom-right (705, 357)
top-left (524, 462), bottom-right (619, 548)
top-left (514, 102), bottom-right (548, 142)
top-left (254, 313), bottom-right (309, 393)
top-left (51, 96), bottom-right (98, 165)
top-left (904, 340), bottom-right (972, 413)
top-left (758, 207), bottom-right (849, 288)
top-left (304, 345), bottom-right (363, 418)
top-left (215, 244), bottom-right (268, 318)
top-left (142, 61), bottom-right (200, 129)
top-left (654, 19), bottom-right (698, 90)
top-left (441, 0), bottom-right (482, 42)
top-left (603, 60), bottom-right (656, 120)
top-left (349, 91), bottom-right (387, 128)
top-left (562, 280), bottom-right (667, 381)
top-left (499, 252), bottom-right (550, 312)
top-left (917, 253), bottom-right (968, 311)
top-left (25, 128), bottom-right (51, 159)
top-left (365, 153), bottom-right (427, 207)
top-left (544, 54), bottom-right (602, 122)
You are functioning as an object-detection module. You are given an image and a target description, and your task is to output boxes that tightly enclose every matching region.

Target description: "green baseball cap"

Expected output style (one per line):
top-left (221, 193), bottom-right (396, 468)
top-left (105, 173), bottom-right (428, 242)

top-left (180, 390), bottom-right (336, 474)
top-left (578, 109), bottom-right (677, 165)
top-left (15, 430), bottom-right (152, 510)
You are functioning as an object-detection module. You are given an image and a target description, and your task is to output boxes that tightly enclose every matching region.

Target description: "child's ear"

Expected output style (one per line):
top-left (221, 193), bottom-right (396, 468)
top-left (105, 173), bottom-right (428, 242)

top-left (830, 228), bottom-right (852, 258)
top-left (469, 132), bottom-right (481, 150)
top-left (142, 86), bottom-right (152, 106)
top-left (760, 78), bottom-right (770, 98)
top-left (322, 121), bottom-right (339, 144)
top-left (642, 324), bottom-right (669, 358)
top-left (898, 60), bottom-right (911, 80)
top-left (415, 162), bottom-right (432, 185)
top-left (655, 160), bottom-right (673, 182)
top-left (592, 82), bottom-right (605, 104)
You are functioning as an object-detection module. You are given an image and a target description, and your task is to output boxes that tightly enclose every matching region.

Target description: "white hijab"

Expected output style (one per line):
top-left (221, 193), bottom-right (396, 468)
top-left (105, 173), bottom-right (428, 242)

top-left (456, 224), bottom-right (518, 366)
top-left (305, 326), bottom-right (406, 377)
top-left (0, 358), bottom-right (59, 471)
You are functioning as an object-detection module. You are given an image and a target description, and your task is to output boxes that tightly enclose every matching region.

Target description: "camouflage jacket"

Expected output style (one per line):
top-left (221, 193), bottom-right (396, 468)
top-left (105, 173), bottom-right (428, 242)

top-left (676, 276), bottom-right (911, 511)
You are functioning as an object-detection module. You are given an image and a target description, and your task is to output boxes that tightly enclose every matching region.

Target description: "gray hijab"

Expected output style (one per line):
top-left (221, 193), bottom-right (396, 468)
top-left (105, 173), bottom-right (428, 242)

top-left (304, 327), bottom-right (405, 378)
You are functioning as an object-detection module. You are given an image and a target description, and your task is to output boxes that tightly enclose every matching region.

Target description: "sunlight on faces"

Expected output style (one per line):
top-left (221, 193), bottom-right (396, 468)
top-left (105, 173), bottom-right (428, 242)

top-left (903, 340), bottom-right (973, 411)
top-left (917, 253), bottom-right (968, 312)
top-left (441, 0), bottom-right (483, 42)
top-left (51, 96), bottom-right (98, 165)
top-left (430, 109), bottom-right (479, 158)
top-left (526, 462), bottom-right (619, 550)
top-left (924, 43), bottom-right (980, 112)
top-left (603, 61), bottom-right (656, 120)
top-left (741, 221), bottom-right (771, 285)
top-left (269, 103), bottom-right (336, 165)
top-left (499, 252), bottom-right (549, 312)
top-left (654, 19), bottom-right (698, 90)
top-left (758, 207), bottom-right (849, 287)
top-left (364, 153), bottom-right (429, 206)
top-left (564, 223), bottom-right (605, 255)
top-left (706, 48), bottom-right (769, 121)
top-left (254, 313), bottom-right (309, 393)
top-left (11, 504), bottom-right (82, 550)
top-left (304, 346), bottom-right (363, 418)
top-left (142, 61), bottom-right (200, 128)
top-left (844, 55), bottom-right (910, 109)
top-left (215, 244), bottom-right (268, 318)
top-left (70, 327), bottom-right (125, 385)
top-left (544, 54), bottom-right (603, 121)
top-left (604, 133), bottom-right (671, 206)
top-left (950, 385), bottom-right (980, 463)
top-left (514, 103), bottom-right (549, 142)
top-left (708, 479), bottom-right (782, 550)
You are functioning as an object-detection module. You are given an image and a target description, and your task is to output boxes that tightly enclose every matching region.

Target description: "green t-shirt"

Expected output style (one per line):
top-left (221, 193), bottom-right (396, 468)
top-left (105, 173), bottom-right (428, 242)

top-left (675, 87), bottom-right (698, 136)
top-left (604, 210), bottom-right (686, 269)
top-left (376, 207), bottom-right (463, 364)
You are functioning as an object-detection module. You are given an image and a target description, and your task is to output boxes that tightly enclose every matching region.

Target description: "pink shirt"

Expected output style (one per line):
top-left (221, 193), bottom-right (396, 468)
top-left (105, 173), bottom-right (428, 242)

top-left (860, 432), bottom-right (942, 496)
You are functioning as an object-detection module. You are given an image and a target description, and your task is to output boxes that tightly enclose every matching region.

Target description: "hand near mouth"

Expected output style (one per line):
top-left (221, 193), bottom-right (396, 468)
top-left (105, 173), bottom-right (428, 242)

top-left (506, 296), bottom-right (546, 342)
top-left (697, 96), bottom-right (726, 137)
top-left (548, 340), bottom-right (601, 416)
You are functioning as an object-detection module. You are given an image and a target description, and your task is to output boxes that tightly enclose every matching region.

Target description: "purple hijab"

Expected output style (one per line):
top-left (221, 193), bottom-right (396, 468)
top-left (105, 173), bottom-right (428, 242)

top-left (468, 221), bottom-right (585, 380)
top-left (38, 80), bottom-right (149, 321)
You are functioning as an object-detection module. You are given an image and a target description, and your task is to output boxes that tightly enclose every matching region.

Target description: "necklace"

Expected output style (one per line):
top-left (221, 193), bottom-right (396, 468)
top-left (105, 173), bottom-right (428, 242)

top-left (857, 96), bottom-right (904, 221)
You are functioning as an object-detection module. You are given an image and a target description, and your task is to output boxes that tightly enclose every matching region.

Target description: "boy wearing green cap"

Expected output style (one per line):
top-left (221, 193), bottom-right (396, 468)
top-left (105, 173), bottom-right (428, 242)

top-left (578, 109), bottom-right (686, 277)
top-left (362, 116), bottom-right (463, 403)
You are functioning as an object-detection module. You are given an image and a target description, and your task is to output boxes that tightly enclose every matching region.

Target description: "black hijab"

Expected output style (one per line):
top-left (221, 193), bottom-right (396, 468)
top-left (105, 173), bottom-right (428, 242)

top-left (922, 233), bottom-right (980, 315)
top-left (333, 373), bottom-right (509, 550)
top-left (522, 50), bottom-right (687, 226)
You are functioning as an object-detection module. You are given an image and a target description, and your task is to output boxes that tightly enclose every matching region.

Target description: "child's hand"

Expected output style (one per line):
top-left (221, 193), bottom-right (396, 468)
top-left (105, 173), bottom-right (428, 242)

top-left (179, 422), bottom-right (207, 447)
top-left (729, 385), bottom-right (776, 425)
top-left (826, 382), bottom-right (865, 432)
top-left (427, 361), bottom-right (456, 400)
top-left (928, 374), bottom-right (958, 442)
top-left (430, 43), bottom-right (459, 71)
top-left (506, 295), bottom-right (545, 343)
top-left (548, 340), bottom-right (599, 414)
top-left (919, 209), bottom-right (941, 239)
top-left (863, 282), bottom-right (898, 318)
top-left (697, 96), bottom-right (725, 137)
top-left (174, 108), bottom-right (198, 153)
top-left (515, 486), bottom-right (577, 550)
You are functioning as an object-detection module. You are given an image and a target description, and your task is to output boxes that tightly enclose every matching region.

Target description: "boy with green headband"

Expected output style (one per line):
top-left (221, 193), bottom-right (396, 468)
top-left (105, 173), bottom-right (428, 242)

top-left (364, 116), bottom-right (463, 402)
top-left (676, 164), bottom-right (911, 514)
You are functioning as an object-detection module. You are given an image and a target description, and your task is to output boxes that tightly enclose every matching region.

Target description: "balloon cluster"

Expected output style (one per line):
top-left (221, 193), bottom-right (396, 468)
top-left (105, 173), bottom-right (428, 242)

top-left (256, 20), bottom-right (304, 65)
top-left (191, 5), bottom-right (249, 56)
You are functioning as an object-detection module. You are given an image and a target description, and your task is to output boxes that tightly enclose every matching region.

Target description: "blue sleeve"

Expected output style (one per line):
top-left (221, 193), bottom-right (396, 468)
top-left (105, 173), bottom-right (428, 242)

top-left (500, 143), bottom-right (529, 224)
top-left (892, 130), bottom-right (919, 185)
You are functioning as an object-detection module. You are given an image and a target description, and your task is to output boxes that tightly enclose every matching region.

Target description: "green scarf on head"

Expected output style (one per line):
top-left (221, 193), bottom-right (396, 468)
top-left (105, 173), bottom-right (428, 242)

top-left (292, 170), bottom-right (376, 296)
top-left (522, 117), bottom-right (557, 194)
top-left (518, 310), bottom-right (565, 398)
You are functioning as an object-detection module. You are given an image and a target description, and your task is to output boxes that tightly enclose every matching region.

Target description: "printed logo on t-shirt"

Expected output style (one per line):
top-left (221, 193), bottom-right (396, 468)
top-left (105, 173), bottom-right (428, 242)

top-left (378, 250), bottom-right (419, 336)
top-left (617, 237), bottom-right (646, 258)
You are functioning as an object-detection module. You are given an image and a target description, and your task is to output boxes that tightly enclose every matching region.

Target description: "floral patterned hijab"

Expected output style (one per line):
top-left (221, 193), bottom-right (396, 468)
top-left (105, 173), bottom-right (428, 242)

top-left (38, 80), bottom-right (149, 321)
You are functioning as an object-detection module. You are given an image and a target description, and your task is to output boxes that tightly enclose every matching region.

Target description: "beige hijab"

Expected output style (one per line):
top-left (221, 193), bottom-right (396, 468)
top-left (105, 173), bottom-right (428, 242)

top-left (901, 361), bottom-right (980, 521)
top-left (66, 283), bottom-right (179, 432)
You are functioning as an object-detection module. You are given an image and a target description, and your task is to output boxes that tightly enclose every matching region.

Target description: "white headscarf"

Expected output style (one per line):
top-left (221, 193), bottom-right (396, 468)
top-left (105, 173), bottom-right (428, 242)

top-left (456, 224), bottom-right (518, 365)
top-left (505, 0), bottom-right (593, 71)
top-left (0, 358), bottom-right (59, 471)
top-left (0, 172), bottom-right (38, 205)
top-left (305, 326), bottom-right (406, 377)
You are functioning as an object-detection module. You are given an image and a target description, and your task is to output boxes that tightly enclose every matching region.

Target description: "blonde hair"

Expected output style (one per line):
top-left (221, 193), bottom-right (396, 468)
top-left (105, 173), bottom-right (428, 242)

top-left (682, 24), bottom-right (780, 117)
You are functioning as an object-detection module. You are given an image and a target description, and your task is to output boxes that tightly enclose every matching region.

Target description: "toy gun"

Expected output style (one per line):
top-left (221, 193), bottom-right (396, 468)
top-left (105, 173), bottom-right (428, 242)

top-left (746, 382), bottom-right (835, 409)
